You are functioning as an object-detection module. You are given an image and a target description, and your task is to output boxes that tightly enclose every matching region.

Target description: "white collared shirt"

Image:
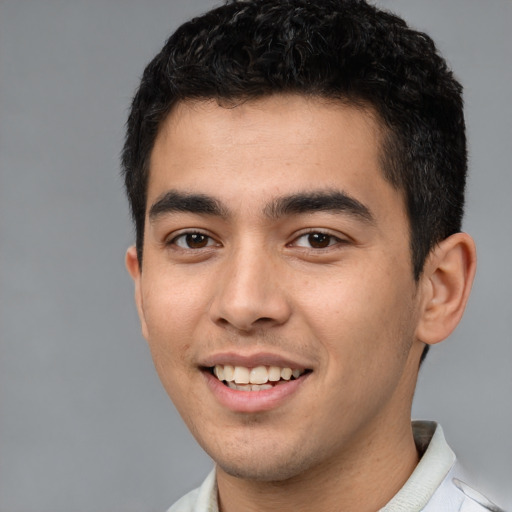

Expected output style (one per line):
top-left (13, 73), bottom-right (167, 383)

top-left (168, 421), bottom-right (503, 512)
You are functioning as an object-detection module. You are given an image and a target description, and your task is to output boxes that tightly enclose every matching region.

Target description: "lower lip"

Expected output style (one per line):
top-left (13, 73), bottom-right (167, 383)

top-left (203, 371), bottom-right (310, 413)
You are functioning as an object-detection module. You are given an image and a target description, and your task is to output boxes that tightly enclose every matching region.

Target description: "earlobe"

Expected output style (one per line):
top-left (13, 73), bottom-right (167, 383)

top-left (125, 246), bottom-right (149, 340)
top-left (415, 233), bottom-right (477, 345)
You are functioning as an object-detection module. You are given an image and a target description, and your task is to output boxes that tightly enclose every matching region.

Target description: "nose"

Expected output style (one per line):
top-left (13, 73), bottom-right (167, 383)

top-left (209, 245), bottom-right (292, 332)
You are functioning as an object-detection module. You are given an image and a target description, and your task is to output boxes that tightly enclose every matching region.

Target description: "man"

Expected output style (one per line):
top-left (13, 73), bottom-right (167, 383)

top-left (122, 1), bottom-right (503, 510)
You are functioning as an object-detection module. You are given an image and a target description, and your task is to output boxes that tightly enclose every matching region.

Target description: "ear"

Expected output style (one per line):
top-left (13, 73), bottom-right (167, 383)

top-left (415, 232), bottom-right (477, 345)
top-left (125, 245), bottom-right (149, 340)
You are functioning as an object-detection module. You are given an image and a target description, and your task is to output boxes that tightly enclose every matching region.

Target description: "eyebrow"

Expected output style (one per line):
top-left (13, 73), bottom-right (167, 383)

top-left (149, 191), bottom-right (228, 221)
top-left (264, 190), bottom-right (375, 224)
top-left (148, 189), bottom-right (374, 224)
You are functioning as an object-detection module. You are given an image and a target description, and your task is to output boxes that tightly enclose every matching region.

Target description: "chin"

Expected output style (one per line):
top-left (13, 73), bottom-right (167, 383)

top-left (217, 458), bottom-right (309, 483)
top-left (210, 437), bottom-right (325, 483)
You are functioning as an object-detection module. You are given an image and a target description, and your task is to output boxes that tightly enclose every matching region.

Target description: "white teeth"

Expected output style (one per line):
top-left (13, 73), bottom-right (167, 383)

top-left (281, 368), bottom-right (293, 380)
top-left (226, 382), bottom-right (274, 392)
top-left (223, 365), bottom-right (235, 382)
top-left (252, 384), bottom-right (273, 391)
top-left (213, 364), bottom-right (306, 388)
top-left (214, 366), bottom-right (224, 380)
top-left (268, 366), bottom-right (281, 381)
top-left (233, 366), bottom-right (250, 384)
top-left (249, 366), bottom-right (268, 384)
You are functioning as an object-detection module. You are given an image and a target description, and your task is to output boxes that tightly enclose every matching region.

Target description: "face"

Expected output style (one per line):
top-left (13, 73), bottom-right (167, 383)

top-left (127, 95), bottom-right (427, 482)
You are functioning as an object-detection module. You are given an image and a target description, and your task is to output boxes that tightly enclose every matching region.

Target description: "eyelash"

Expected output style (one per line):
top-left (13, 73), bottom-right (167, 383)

top-left (167, 231), bottom-right (219, 250)
top-left (290, 230), bottom-right (347, 250)
top-left (166, 229), bottom-right (346, 251)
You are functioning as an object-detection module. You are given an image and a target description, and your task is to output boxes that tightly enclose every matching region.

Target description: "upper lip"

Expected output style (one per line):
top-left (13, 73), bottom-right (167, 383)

top-left (200, 351), bottom-right (314, 370)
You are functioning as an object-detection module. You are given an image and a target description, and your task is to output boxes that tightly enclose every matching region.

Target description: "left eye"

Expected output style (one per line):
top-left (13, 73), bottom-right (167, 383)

top-left (172, 232), bottom-right (216, 249)
top-left (294, 232), bottom-right (340, 249)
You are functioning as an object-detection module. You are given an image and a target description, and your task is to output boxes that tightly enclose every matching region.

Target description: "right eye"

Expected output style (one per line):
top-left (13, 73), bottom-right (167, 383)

top-left (170, 232), bottom-right (217, 249)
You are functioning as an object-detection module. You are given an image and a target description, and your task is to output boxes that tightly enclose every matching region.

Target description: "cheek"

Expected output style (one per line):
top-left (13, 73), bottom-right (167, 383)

top-left (139, 276), bottom-right (219, 436)
top-left (143, 268), bottom-right (206, 327)
top-left (297, 265), bottom-right (416, 366)
top-left (140, 275), bottom-right (206, 371)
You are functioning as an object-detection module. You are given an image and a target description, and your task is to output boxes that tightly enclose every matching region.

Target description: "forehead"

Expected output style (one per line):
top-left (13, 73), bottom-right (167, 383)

top-left (147, 94), bottom-right (403, 221)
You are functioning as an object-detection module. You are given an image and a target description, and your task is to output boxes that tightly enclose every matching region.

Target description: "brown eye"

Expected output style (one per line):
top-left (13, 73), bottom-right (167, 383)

top-left (307, 232), bottom-right (332, 248)
top-left (293, 231), bottom-right (341, 249)
top-left (173, 232), bottom-right (214, 249)
top-left (186, 233), bottom-right (209, 248)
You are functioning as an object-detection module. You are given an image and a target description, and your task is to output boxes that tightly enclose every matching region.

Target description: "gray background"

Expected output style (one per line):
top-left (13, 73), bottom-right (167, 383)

top-left (0, 1), bottom-right (510, 511)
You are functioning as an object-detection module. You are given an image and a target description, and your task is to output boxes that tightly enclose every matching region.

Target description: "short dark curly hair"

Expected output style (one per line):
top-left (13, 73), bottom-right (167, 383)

top-left (122, 0), bottom-right (466, 283)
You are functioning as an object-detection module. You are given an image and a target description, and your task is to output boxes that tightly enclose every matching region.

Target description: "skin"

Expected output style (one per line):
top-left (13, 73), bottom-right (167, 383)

top-left (126, 95), bottom-right (476, 512)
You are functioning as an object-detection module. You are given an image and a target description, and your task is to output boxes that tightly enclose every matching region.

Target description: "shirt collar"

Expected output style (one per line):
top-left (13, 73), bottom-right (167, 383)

top-left (380, 420), bottom-right (456, 512)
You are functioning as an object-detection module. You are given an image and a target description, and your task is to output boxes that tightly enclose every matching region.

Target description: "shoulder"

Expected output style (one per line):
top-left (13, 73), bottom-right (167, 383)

top-left (423, 459), bottom-right (505, 512)
top-left (439, 475), bottom-right (506, 512)
top-left (383, 422), bottom-right (505, 512)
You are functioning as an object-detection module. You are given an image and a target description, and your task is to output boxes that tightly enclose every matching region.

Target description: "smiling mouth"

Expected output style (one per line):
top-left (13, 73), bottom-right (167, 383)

top-left (209, 364), bottom-right (311, 391)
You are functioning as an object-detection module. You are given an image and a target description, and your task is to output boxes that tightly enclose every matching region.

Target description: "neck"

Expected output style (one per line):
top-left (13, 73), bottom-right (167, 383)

top-left (216, 418), bottom-right (419, 512)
